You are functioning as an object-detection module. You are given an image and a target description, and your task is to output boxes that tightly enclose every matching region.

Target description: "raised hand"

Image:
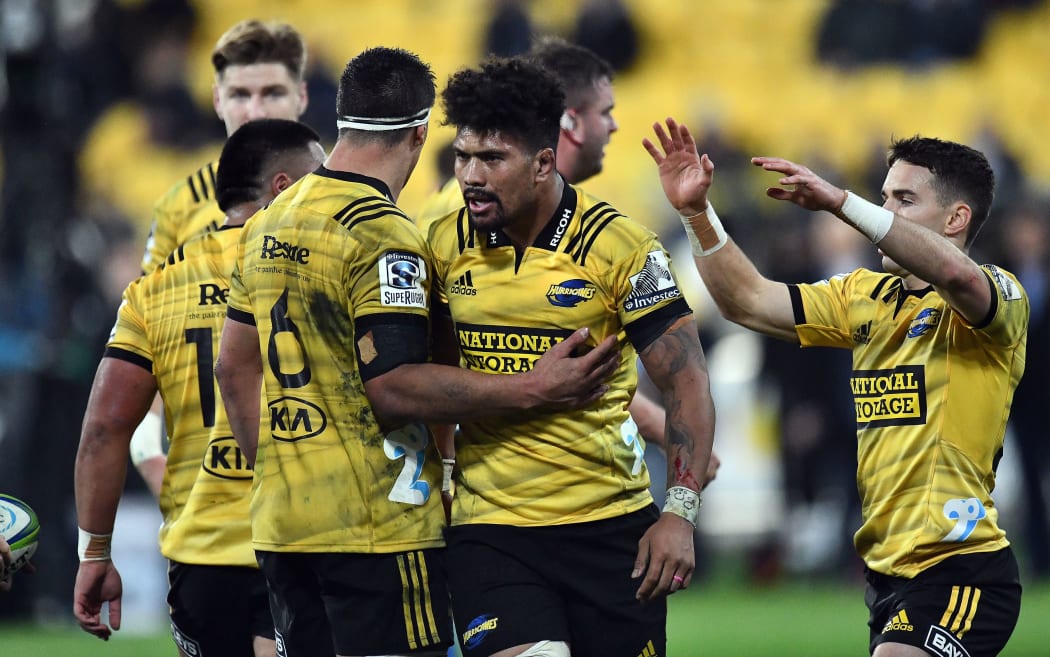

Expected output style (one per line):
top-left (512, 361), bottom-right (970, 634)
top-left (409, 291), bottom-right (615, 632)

top-left (525, 327), bottom-right (620, 410)
top-left (751, 156), bottom-right (848, 213)
top-left (642, 117), bottom-right (715, 216)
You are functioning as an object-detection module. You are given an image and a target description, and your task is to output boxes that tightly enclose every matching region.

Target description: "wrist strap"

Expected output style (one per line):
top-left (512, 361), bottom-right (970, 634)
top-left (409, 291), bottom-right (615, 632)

top-left (441, 458), bottom-right (455, 494)
top-left (663, 486), bottom-right (701, 527)
top-left (840, 191), bottom-right (894, 243)
top-left (680, 203), bottom-right (728, 257)
top-left (77, 529), bottom-right (113, 562)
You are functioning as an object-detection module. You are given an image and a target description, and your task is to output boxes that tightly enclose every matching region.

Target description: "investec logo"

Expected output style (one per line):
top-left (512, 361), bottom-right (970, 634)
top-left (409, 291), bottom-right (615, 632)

top-left (456, 322), bottom-right (573, 373)
top-left (851, 365), bottom-right (926, 428)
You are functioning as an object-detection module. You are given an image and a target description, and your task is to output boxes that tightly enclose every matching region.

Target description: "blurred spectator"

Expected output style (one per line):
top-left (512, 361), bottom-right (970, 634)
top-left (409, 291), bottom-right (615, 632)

top-left (571, 0), bottom-right (640, 73)
top-left (817, 0), bottom-right (989, 69)
top-left (999, 200), bottom-right (1050, 578)
top-left (483, 0), bottom-right (533, 57)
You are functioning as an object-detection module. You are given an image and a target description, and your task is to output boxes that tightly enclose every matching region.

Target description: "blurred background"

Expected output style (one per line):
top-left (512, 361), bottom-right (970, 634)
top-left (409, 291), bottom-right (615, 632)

top-left (0, 0), bottom-right (1048, 653)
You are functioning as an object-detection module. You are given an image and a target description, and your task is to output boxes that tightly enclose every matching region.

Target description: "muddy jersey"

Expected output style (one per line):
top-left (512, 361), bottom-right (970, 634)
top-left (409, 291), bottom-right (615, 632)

top-left (225, 167), bottom-right (445, 554)
top-left (107, 226), bottom-right (254, 566)
top-left (791, 266), bottom-right (1028, 577)
top-left (428, 182), bottom-right (693, 527)
top-left (142, 160), bottom-right (225, 274)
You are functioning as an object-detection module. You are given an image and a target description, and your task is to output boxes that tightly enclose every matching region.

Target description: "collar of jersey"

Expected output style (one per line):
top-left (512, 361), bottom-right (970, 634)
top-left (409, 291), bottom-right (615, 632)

top-left (484, 178), bottom-right (578, 251)
top-left (315, 165), bottom-right (394, 201)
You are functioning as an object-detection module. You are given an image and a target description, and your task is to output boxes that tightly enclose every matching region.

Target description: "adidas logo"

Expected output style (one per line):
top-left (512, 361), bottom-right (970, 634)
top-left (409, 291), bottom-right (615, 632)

top-left (882, 609), bottom-right (914, 633)
top-left (637, 639), bottom-right (658, 657)
top-left (852, 320), bottom-right (872, 344)
top-left (449, 271), bottom-right (478, 296)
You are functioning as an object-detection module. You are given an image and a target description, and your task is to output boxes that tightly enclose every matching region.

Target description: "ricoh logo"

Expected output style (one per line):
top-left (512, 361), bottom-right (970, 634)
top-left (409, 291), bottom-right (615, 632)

top-left (202, 436), bottom-right (253, 480)
top-left (548, 207), bottom-right (573, 248)
top-left (260, 235), bottom-right (310, 264)
top-left (269, 396), bottom-right (328, 442)
top-left (198, 283), bottom-right (228, 306)
top-left (850, 365), bottom-right (926, 428)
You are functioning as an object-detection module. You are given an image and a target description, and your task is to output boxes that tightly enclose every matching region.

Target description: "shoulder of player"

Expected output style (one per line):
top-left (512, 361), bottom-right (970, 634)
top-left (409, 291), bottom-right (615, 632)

top-left (155, 159), bottom-right (220, 210)
top-left (567, 189), bottom-right (661, 258)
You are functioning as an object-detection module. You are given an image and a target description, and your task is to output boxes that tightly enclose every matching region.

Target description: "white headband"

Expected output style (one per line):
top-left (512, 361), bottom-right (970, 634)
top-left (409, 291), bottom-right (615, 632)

top-left (336, 107), bottom-right (431, 132)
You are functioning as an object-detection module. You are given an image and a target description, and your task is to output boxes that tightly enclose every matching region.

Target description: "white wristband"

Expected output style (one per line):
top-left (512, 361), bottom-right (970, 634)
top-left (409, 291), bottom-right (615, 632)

top-left (129, 410), bottom-right (165, 466)
top-left (441, 458), bottom-right (455, 494)
top-left (662, 486), bottom-right (701, 527)
top-left (840, 191), bottom-right (894, 243)
top-left (679, 203), bottom-right (728, 257)
top-left (77, 529), bottom-right (113, 562)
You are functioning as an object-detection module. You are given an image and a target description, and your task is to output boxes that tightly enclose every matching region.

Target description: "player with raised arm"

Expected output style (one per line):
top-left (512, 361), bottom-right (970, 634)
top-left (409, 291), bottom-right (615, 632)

top-left (645, 117), bottom-right (1025, 657)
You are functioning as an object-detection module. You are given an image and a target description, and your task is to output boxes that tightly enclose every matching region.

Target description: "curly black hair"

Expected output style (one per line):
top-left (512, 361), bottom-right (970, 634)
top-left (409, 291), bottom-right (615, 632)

top-left (441, 57), bottom-right (565, 154)
top-left (888, 136), bottom-right (995, 247)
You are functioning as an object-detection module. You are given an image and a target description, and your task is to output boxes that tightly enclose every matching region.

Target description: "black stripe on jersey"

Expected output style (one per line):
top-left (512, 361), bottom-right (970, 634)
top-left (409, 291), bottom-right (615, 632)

top-left (565, 202), bottom-right (621, 265)
top-left (104, 346), bottom-right (153, 373)
top-left (333, 197), bottom-right (410, 230)
top-left (354, 313), bottom-right (428, 381)
top-left (973, 270), bottom-right (999, 330)
top-left (624, 297), bottom-right (692, 352)
top-left (454, 209), bottom-right (477, 253)
top-left (164, 243), bottom-right (186, 268)
top-left (869, 274), bottom-right (895, 300)
top-left (186, 163), bottom-right (216, 204)
top-left (226, 305), bottom-right (257, 326)
top-left (788, 284), bottom-right (806, 325)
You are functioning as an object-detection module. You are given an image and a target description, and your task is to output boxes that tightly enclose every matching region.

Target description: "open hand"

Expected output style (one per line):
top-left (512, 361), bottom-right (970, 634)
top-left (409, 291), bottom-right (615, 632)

top-left (643, 117), bottom-right (715, 216)
top-left (751, 157), bottom-right (847, 213)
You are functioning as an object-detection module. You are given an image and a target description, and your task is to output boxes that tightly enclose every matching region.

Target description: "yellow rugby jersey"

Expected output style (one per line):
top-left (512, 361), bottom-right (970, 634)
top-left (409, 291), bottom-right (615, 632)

top-left (791, 266), bottom-right (1028, 578)
top-left (415, 176), bottom-right (462, 237)
top-left (428, 182), bottom-right (693, 527)
top-left (141, 160), bottom-right (225, 274)
top-left (226, 167), bottom-right (445, 553)
top-left (107, 226), bottom-right (255, 567)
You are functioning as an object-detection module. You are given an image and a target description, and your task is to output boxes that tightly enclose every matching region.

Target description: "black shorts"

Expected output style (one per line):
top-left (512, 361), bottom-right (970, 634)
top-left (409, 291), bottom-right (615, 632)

top-left (167, 561), bottom-right (274, 657)
top-left (256, 549), bottom-right (451, 656)
top-left (865, 547), bottom-right (1021, 657)
top-left (445, 506), bottom-right (666, 657)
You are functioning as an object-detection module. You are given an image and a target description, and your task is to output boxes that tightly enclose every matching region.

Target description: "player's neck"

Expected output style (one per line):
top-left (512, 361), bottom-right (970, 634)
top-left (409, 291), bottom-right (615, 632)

top-left (504, 176), bottom-right (566, 250)
top-left (325, 140), bottom-right (414, 202)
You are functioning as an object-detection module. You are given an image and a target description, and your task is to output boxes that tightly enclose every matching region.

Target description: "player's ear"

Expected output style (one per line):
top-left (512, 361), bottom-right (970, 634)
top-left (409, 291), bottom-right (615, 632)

top-left (535, 147), bottom-right (556, 182)
top-left (945, 202), bottom-right (971, 241)
top-left (413, 123), bottom-right (429, 149)
top-left (560, 110), bottom-right (582, 146)
top-left (271, 172), bottom-right (293, 195)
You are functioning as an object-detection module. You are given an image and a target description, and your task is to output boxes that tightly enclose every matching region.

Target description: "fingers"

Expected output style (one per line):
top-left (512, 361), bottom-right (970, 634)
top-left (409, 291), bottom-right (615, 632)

top-left (109, 596), bottom-right (122, 631)
top-left (556, 326), bottom-right (591, 354)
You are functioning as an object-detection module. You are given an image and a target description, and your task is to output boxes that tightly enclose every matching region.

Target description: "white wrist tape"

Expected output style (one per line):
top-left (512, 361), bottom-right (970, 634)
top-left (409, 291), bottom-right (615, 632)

top-left (680, 203), bottom-right (728, 256)
top-left (840, 191), bottom-right (894, 243)
top-left (78, 529), bottom-right (113, 562)
top-left (663, 486), bottom-right (701, 527)
top-left (441, 458), bottom-right (455, 494)
top-left (129, 410), bottom-right (165, 466)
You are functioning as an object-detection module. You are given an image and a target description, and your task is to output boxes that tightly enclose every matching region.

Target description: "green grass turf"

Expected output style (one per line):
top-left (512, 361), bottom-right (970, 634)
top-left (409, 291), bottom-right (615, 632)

top-left (1, 579), bottom-right (1047, 656)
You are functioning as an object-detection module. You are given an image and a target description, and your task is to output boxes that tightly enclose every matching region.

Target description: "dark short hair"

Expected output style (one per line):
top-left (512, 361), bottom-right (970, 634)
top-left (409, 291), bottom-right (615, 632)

top-left (335, 47), bottom-right (436, 146)
top-left (529, 36), bottom-right (613, 111)
top-left (216, 119), bottom-right (320, 211)
top-left (888, 136), bottom-right (995, 247)
top-left (211, 20), bottom-right (307, 80)
top-left (441, 57), bottom-right (564, 153)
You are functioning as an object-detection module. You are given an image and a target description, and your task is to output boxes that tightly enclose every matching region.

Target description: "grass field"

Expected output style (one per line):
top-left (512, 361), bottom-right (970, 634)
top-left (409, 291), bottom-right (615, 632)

top-left (2, 577), bottom-right (1047, 657)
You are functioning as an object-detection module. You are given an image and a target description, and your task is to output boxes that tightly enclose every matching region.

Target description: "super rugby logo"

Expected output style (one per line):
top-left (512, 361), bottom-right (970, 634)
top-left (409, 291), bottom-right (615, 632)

top-left (378, 251), bottom-right (426, 308)
top-left (269, 396), bottom-right (327, 442)
top-left (546, 278), bottom-right (597, 307)
top-left (625, 251), bottom-right (681, 312)
top-left (941, 497), bottom-right (986, 542)
top-left (850, 365), bottom-right (926, 428)
top-left (202, 436), bottom-right (253, 480)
